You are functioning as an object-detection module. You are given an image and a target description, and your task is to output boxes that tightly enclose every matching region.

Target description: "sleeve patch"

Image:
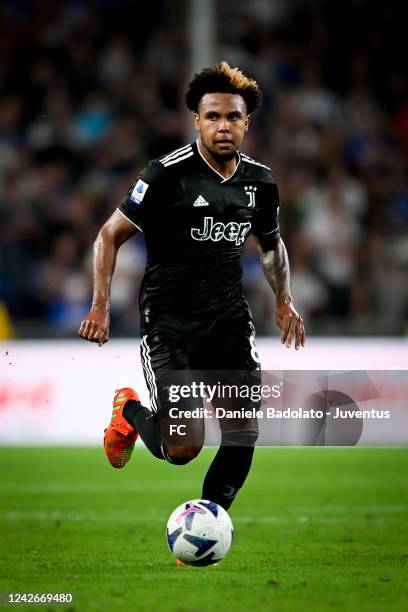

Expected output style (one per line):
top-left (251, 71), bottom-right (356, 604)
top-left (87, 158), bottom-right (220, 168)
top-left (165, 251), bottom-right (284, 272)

top-left (130, 179), bottom-right (149, 205)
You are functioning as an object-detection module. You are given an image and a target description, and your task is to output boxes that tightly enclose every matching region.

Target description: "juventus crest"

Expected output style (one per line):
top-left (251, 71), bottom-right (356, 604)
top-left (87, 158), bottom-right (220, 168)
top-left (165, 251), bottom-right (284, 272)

top-left (244, 185), bottom-right (257, 207)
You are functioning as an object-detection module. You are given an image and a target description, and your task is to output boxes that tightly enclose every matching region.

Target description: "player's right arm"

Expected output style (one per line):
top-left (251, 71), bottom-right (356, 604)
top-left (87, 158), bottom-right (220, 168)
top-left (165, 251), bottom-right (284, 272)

top-left (78, 211), bottom-right (138, 345)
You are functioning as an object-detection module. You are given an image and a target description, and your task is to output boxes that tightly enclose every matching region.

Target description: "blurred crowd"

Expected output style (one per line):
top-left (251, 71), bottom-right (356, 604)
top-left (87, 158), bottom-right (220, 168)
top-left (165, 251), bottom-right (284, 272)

top-left (0, 0), bottom-right (407, 338)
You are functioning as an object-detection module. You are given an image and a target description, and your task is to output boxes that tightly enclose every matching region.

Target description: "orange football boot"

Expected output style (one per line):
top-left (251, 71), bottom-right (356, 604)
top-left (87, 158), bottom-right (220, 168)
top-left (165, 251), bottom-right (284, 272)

top-left (103, 388), bottom-right (139, 468)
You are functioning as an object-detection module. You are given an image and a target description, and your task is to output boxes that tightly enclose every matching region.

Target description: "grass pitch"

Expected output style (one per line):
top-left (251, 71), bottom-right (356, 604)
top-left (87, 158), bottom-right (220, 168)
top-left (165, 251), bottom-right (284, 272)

top-left (1, 446), bottom-right (407, 611)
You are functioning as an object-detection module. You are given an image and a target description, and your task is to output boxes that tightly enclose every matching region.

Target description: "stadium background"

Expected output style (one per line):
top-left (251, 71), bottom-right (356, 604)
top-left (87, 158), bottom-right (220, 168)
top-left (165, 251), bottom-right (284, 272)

top-left (1, 0), bottom-right (407, 339)
top-left (1, 1), bottom-right (407, 610)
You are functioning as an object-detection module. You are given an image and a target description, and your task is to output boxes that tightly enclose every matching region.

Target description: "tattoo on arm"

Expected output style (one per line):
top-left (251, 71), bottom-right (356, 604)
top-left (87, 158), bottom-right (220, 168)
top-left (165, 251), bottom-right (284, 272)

top-left (258, 235), bottom-right (292, 303)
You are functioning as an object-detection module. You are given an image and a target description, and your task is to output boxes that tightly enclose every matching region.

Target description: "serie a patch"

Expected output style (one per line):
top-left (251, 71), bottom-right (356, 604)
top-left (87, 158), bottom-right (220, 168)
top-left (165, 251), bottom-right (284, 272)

top-left (130, 179), bottom-right (149, 205)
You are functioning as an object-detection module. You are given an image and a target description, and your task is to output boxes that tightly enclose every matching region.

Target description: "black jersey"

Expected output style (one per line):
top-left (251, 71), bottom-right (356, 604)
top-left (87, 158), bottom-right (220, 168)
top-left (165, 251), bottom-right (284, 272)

top-left (118, 141), bottom-right (280, 320)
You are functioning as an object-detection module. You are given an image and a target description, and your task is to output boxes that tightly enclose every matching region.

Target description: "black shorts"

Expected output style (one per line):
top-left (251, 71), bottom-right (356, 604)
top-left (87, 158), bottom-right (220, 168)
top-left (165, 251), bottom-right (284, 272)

top-left (140, 306), bottom-right (260, 373)
top-left (139, 308), bottom-right (261, 447)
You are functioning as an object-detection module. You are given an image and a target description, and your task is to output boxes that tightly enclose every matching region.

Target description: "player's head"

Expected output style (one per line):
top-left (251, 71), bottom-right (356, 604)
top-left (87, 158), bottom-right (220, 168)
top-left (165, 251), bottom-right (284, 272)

top-left (186, 61), bottom-right (262, 161)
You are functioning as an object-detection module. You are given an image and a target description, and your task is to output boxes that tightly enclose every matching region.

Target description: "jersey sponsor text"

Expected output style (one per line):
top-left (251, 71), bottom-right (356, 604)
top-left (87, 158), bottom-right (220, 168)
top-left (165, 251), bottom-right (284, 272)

top-left (191, 216), bottom-right (251, 245)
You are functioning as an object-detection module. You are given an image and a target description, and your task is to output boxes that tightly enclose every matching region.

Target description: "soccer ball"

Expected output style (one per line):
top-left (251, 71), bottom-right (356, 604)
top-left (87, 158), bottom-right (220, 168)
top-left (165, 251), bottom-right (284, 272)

top-left (166, 499), bottom-right (234, 566)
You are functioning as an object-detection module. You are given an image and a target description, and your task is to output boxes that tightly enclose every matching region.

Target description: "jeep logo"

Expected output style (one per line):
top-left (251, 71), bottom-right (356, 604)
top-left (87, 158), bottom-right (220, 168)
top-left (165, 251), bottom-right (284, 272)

top-left (191, 217), bottom-right (251, 246)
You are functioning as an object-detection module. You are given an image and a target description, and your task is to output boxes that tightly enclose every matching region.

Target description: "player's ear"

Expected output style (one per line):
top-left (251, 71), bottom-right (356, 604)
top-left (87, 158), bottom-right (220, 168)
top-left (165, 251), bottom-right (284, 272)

top-left (194, 113), bottom-right (200, 132)
top-left (245, 115), bottom-right (251, 131)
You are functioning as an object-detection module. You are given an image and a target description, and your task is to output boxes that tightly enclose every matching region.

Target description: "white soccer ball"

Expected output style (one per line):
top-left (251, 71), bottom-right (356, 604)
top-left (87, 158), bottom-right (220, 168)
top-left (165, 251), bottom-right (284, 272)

top-left (166, 499), bottom-right (234, 566)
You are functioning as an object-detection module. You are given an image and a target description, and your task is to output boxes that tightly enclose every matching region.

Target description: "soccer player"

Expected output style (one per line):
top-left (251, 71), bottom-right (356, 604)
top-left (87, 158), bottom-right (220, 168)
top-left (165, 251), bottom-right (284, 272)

top-left (79, 62), bottom-right (305, 510)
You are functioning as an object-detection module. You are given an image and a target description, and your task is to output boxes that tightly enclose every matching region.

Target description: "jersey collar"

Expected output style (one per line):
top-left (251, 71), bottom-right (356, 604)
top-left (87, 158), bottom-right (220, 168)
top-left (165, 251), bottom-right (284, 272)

top-left (193, 140), bottom-right (242, 183)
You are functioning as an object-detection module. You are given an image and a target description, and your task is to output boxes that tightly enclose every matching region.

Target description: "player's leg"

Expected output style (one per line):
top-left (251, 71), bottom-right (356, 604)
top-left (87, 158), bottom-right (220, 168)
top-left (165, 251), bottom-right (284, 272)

top-left (120, 331), bottom-right (204, 465)
top-left (197, 313), bottom-right (261, 509)
top-left (201, 376), bottom-right (260, 509)
top-left (202, 441), bottom-right (257, 510)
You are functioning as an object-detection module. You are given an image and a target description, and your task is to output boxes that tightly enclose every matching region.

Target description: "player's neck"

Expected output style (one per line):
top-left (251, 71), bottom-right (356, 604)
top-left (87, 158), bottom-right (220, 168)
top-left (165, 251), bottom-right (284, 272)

top-left (197, 140), bottom-right (237, 180)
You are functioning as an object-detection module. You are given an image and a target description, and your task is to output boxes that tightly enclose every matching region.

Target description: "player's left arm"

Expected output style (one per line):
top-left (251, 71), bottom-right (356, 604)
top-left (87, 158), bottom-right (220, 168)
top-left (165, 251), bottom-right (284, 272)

top-left (252, 176), bottom-right (305, 349)
top-left (254, 232), bottom-right (305, 349)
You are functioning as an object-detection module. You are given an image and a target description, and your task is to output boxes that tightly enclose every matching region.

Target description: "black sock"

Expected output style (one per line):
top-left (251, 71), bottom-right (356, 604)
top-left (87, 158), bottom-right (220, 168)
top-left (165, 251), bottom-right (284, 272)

top-left (123, 400), bottom-right (164, 460)
top-left (202, 437), bottom-right (256, 510)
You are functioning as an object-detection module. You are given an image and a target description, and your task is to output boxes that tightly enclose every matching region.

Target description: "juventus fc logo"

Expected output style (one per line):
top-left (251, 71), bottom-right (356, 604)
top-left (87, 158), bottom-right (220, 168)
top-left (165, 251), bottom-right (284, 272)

top-left (244, 185), bottom-right (257, 207)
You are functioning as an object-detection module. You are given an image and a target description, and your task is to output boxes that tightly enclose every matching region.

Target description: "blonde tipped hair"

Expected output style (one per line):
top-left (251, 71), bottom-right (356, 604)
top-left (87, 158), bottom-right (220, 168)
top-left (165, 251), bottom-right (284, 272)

top-left (185, 61), bottom-right (262, 114)
top-left (217, 61), bottom-right (259, 91)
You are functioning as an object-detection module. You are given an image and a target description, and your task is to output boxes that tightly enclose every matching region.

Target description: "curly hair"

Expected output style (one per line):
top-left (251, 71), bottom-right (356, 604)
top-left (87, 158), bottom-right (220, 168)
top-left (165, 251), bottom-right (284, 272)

top-left (185, 61), bottom-right (262, 114)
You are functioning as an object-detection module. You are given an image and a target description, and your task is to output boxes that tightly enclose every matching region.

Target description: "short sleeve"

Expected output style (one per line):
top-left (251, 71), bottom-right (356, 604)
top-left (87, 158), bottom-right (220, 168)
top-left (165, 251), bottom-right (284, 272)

top-left (252, 181), bottom-right (280, 251)
top-left (117, 161), bottom-right (163, 231)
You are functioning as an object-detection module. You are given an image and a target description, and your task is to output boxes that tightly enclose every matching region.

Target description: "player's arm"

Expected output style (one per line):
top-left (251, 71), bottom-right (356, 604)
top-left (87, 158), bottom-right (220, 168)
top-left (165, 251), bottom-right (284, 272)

top-left (254, 232), bottom-right (305, 350)
top-left (78, 210), bottom-right (138, 345)
top-left (252, 176), bottom-right (305, 349)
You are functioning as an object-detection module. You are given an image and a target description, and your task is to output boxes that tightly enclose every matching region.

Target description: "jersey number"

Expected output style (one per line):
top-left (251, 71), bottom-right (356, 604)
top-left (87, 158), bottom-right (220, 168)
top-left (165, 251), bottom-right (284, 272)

top-left (250, 334), bottom-right (260, 365)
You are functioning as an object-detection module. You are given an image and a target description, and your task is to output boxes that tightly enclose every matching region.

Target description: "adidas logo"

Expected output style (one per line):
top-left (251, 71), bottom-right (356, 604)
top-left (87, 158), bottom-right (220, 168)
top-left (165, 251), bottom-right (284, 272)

top-left (193, 195), bottom-right (209, 207)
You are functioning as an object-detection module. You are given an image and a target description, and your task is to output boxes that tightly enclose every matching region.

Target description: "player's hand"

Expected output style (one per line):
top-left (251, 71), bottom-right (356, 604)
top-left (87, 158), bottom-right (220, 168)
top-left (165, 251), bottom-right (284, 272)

top-left (78, 307), bottom-right (110, 346)
top-left (275, 299), bottom-right (305, 350)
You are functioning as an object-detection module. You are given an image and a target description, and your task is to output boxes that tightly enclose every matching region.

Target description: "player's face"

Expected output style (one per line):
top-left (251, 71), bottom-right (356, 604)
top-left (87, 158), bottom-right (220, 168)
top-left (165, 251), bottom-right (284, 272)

top-left (194, 93), bottom-right (250, 161)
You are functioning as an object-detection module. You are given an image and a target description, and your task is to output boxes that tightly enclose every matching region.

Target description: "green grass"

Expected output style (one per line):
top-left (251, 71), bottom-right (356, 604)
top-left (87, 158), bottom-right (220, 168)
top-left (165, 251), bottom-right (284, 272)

top-left (1, 447), bottom-right (407, 611)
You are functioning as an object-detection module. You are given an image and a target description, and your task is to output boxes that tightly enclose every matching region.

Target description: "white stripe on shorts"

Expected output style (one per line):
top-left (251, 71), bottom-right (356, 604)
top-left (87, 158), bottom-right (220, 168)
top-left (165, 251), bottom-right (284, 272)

top-left (140, 336), bottom-right (159, 413)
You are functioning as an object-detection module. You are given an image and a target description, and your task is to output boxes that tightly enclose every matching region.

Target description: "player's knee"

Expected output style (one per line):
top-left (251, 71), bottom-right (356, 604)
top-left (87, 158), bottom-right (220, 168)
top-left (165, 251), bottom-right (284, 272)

top-left (166, 444), bottom-right (202, 465)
